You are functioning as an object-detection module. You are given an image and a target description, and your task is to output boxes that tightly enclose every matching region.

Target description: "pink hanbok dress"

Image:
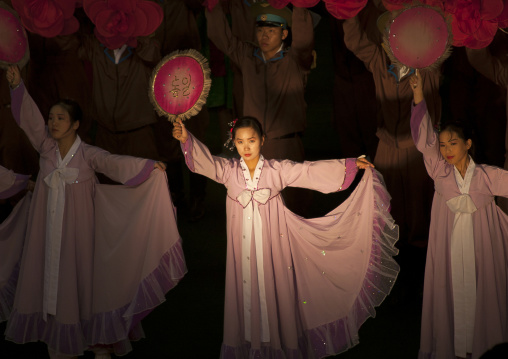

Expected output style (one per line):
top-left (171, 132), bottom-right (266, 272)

top-left (0, 166), bottom-right (31, 322)
top-left (411, 100), bottom-right (508, 359)
top-left (1, 81), bottom-right (187, 356)
top-left (181, 134), bottom-right (400, 359)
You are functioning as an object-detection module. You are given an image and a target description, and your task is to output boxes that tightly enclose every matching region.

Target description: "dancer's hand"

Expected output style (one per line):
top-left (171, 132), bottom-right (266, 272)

top-left (153, 161), bottom-right (166, 171)
top-left (172, 119), bottom-right (188, 143)
top-left (409, 69), bottom-right (424, 105)
top-left (356, 156), bottom-right (374, 169)
top-left (6, 65), bottom-right (21, 88)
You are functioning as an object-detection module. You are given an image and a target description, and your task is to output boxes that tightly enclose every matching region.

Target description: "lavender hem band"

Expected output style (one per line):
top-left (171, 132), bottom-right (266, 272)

top-left (125, 160), bottom-right (156, 186)
top-left (5, 239), bottom-right (187, 357)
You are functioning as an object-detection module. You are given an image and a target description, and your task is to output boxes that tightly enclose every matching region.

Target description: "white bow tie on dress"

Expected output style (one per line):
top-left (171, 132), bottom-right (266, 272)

top-left (446, 193), bottom-right (477, 214)
top-left (44, 167), bottom-right (79, 188)
top-left (237, 188), bottom-right (271, 208)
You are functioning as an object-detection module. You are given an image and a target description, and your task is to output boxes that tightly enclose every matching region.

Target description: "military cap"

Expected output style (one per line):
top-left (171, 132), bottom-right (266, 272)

top-left (251, 2), bottom-right (292, 29)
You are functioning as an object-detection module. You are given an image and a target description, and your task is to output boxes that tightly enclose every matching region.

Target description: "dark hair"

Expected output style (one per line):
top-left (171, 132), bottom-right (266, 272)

top-left (232, 116), bottom-right (264, 140)
top-left (440, 120), bottom-right (475, 158)
top-left (51, 99), bottom-right (83, 124)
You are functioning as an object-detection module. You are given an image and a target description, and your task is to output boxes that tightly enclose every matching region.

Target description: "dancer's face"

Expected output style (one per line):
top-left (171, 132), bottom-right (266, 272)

top-left (439, 130), bottom-right (471, 166)
top-left (234, 127), bottom-right (264, 164)
top-left (48, 105), bottom-right (79, 141)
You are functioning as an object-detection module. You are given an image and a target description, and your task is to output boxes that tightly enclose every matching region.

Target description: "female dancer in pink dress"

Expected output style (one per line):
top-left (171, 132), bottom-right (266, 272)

top-left (3, 65), bottom-right (186, 359)
top-left (410, 70), bottom-right (508, 359)
top-left (173, 116), bottom-right (400, 358)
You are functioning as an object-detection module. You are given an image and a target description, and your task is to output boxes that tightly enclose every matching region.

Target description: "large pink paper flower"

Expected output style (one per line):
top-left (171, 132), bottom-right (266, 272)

top-left (382, 0), bottom-right (411, 12)
top-left (202, 0), bottom-right (218, 12)
top-left (83, 0), bottom-right (163, 49)
top-left (421, 0), bottom-right (445, 11)
top-left (497, 0), bottom-right (508, 28)
top-left (11, 0), bottom-right (80, 37)
top-left (266, 0), bottom-right (319, 10)
top-left (324, 0), bottom-right (368, 19)
top-left (380, 0), bottom-right (506, 48)
top-left (0, 2), bottom-right (30, 69)
top-left (449, 0), bottom-right (505, 48)
top-left (292, 0), bottom-right (320, 7)
top-left (267, 0), bottom-right (290, 9)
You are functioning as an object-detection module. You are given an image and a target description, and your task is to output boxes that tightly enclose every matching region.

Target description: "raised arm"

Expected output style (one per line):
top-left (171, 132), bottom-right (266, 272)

top-left (0, 166), bottom-right (29, 199)
top-left (342, 15), bottom-right (383, 73)
top-left (409, 71), bottom-right (442, 178)
top-left (290, 7), bottom-right (314, 69)
top-left (205, 2), bottom-right (249, 66)
top-left (172, 119), bottom-right (231, 184)
top-left (7, 66), bottom-right (51, 153)
top-left (77, 32), bottom-right (95, 62)
top-left (134, 36), bottom-right (162, 67)
top-left (466, 47), bottom-right (508, 88)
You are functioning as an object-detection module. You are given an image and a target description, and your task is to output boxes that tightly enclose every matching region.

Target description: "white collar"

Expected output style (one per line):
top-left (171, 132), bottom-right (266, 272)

top-left (240, 155), bottom-right (265, 190)
top-left (56, 135), bottom-right (81, 168)
top-left (398, 65), bottom-right (411, 80)
top-left (113, 44), bottom-right (128, 64)
top-left (454, 156), bottom-right (475, 194)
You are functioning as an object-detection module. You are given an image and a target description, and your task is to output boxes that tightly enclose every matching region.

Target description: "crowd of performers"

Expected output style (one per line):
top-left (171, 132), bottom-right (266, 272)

top-left (0, 0), bottom-right (507, 359)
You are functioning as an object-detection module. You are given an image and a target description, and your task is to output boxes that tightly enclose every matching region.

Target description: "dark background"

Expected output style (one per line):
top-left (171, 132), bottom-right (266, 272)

top-left (1, 2), bottom-right (507, 358)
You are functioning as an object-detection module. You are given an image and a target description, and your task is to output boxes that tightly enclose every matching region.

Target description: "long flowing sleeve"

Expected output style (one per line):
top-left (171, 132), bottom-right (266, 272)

top-left (181, 133), bottom-right (232, 184)
top-left (410, 99), bottom-right (442, 179)
top-left (91, 169), bottom-right (186, 349)
top-left (466, 47), bottom-right (508, 88)
top-left (10, 80), bottom-right (52, 153)
top-left (77, 33), bottom-right (97, 62)
top-left (290, 7), bottom-right (314, 69)
top-left (85, 145), bottom-right (155, 186)
top-left (482, 165), bottom-right (508, 198)
top-left (342, 15), bottom-right (383, 73)
top-left (0, 166), bottom-right (29, 199)
top-left (279, 158), bottom-right (358, 193)
top-left (181, 132), bottom-right (359, 192)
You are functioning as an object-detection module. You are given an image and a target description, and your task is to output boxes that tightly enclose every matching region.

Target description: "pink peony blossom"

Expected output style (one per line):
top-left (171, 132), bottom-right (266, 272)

top-left (292, 0), bottom-right (321, 7)
top-left (267, 0), bottom-right (291, 9)
top-left (450, 0), bottom-right (505, 48)
top-left (325, 0), bottom-right (368, 20)
top-left (421, 0), bottom-right (445, 12)
top-left (495, 0), bottom-right (508, 28)
top-left (382, 0), bottom-right (411, 12)
top-left (11, 0), bottom-right (79, 37)
top-left (83, 0), bottom-right (163, 49)
top-left (202, 0), bottom-right (219, 12)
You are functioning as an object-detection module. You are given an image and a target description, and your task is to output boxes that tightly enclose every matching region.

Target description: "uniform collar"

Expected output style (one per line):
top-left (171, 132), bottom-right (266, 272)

top-left (254, 45), bottom-right (287, 63)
